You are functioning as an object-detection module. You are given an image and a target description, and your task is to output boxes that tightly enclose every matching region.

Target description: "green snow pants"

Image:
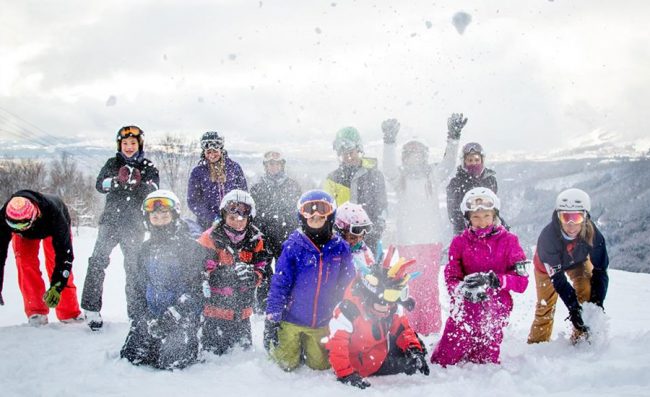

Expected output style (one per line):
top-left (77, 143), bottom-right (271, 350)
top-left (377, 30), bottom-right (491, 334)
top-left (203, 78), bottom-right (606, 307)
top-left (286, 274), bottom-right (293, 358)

top-left (270, 321), bottom-right (330, 371)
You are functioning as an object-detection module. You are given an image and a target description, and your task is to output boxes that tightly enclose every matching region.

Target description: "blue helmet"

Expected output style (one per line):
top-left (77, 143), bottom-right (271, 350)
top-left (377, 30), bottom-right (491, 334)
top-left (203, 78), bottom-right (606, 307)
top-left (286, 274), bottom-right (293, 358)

top-left (297, 189), bottom-right (337, 221)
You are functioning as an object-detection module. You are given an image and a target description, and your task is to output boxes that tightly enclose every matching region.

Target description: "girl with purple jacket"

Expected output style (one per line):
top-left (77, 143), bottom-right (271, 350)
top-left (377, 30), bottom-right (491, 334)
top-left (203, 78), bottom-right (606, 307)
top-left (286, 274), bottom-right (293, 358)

top-left (431, 187), bottom-right (528, 367)
top-left (187, 131), bottom-right (248, 230)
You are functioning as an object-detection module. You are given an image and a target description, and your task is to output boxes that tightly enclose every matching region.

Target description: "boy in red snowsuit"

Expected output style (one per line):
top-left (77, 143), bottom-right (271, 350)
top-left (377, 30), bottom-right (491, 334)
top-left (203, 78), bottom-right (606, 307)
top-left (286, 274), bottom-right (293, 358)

top-left (0, 190), bottom-right (82, 325)
top-left (325, 247), bottom-right (429, 389)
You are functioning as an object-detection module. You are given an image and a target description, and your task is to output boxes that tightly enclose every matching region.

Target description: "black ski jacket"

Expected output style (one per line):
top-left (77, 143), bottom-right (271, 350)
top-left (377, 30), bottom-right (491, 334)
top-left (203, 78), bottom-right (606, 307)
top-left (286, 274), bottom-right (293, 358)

top-left (0, 190), bottom-right (74, 296)
top-left (95, 153), bottom-right (159, 226)
top-left (250, 174), bottom-right (302, 258)
top-left (446, 165), bottom-right (498, 234)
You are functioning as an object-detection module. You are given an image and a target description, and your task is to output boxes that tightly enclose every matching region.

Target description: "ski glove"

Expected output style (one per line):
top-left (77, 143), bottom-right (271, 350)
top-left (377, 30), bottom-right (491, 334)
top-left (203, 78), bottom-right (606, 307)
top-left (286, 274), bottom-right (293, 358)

top-left (0, 292), bottom-right (4, 306)
top-left (447, 113), bottom-right (468, 140)
top-left (43, 282), bottom-right (63, 308)
top-left (234, 262), bottom-right (256, 288)
top-left (263, 319), bottom-right (280, 352)
top-left (117, 166), bottom-right (131, 185)
top-left (404, 348), bottom-right (430, 376)
top-left (338, 373), bottom-right (371, 389)
top-left (567, 307), bottom-right (589, 334)
top-left (147, 318), bottom-right (165, 339)
top-left (464, 271), bottom-right (500, 289)
top-left (381, 118), bottom-right (400, 144)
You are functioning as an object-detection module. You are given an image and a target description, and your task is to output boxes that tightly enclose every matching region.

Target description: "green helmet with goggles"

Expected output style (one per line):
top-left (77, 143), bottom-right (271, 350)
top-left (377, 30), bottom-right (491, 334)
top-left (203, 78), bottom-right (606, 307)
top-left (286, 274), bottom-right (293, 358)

top-left (333, 126), bottom-right (363, 155)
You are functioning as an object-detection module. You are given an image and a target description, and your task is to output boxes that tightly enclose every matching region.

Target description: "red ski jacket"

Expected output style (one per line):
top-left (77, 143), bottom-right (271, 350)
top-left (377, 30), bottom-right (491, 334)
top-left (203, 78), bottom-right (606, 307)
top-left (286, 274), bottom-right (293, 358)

top-left (325, 283), bottom-right (423, 378)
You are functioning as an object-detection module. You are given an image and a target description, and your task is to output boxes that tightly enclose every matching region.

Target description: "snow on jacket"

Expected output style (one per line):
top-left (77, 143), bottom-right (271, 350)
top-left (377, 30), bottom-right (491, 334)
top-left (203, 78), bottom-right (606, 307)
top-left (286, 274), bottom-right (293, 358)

top-left (266, 230), bottom-right (356, 328)
top-left (383, 138), bottom-right (459, 245)
top-left (534, 212), bottom-right (609, 310)
top-left (432, 225), bottom-right (528, 366)
top-left (0, 190), bottom-right (75, 296)
top-left (187, 156), bottom-right (248, 230)
top-left (249, 174), bottom-right (302, 258)
top-left (445, 225), bottom-right (528, 298)
top-left (323, 159), bottom-right (387, 240)
top-left (326, 281), bottom-right (423, 378)
top-left (197, 222), bottom-right (269, 321)
top-left (446, 165), bottom-right (498, 235)
top-left (131, 220), bottom-right (207, 319)
top-left (95, 153), bottom-right (159, 226)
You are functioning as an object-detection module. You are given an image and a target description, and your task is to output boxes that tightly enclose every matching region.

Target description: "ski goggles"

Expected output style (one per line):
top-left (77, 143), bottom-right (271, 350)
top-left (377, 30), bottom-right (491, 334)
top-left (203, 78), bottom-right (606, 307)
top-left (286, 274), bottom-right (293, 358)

top-left (348, 224), bottom-right (372, 236)
top-left (463, 142), bottom-right (483, 156)
top-left (299, 200), bottom-right (334, 218)
top-left (381, 285), bottom-right (409, 303)
top-left (118, 126), bottom-right (143, 138)
top-left (143, 197), bottom-right (176, 213)
top-left (201, 139), bottom-right (224, 151)
top-left (223, 201), bottom-right (252, 217)
top-left (5, 218), bottom-right (34, 231)
top-left (558, 211), bottom-right (585, 225)
top-left (464, 196), bottom-right (496, 211)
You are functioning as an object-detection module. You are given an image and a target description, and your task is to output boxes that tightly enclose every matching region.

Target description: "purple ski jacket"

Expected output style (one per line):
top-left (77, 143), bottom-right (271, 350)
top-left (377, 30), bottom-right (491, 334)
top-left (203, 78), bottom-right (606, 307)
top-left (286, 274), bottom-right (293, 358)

top-left (187, 156), bottom-right (247, 229)
top-left (266, 230), bottom-right (355, 328)
top-left (432, 225), bottom-right (528, 366)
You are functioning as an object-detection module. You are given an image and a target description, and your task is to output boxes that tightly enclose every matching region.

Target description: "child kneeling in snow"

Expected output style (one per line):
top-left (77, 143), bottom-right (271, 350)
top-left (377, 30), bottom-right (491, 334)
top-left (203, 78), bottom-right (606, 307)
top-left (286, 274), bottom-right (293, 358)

top-left (198, 190), bottom-right (270, 355)
top-left (431, 187), bottom-right (528, 366)
top-left (325, 247), bottom-right (429, 389)
top-left (120, 190), bottom-right (207, 370)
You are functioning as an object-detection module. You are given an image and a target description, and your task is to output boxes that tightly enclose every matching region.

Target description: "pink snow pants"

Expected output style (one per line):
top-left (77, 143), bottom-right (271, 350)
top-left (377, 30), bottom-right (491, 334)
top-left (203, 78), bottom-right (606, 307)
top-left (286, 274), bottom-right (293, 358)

top-left (397, 243), bottom-right (442, 335)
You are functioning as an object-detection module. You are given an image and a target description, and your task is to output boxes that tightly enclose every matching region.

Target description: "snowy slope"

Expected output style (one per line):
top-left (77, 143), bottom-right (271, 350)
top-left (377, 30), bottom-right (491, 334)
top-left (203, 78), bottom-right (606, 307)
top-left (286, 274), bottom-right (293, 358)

top-left (1, 227), bottom-right (649, 396)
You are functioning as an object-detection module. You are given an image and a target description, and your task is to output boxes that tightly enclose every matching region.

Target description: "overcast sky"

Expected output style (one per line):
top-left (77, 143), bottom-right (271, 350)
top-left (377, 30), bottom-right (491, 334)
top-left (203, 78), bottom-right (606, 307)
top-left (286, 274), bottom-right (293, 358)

top-left (1, 0), bottom-right (648, 160)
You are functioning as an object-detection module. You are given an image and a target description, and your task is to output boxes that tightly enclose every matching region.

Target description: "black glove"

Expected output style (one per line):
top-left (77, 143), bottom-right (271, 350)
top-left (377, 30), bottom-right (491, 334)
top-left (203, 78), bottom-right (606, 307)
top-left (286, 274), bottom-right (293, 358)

top-left (460, 283), bottom-right (488, 303)
top-left (43, 281), bottom-right (63, 308)
top-left (404, 348), bottom-right (430, 376)
top-left (567, 307), bottom-right (589, 333)
top-left (0, 292), bottom-right (4, 306)
top-left (381, 118), bottom-right (400, 144)
top-left (234, 262), bottom-right (256, 288)
top-left (447, 113), bottom-right (468, 140)
top-left (463, 271), bottom-right (500, 289)
top-left (338, 373), bottom-right (371, 389)
top-left (263, 319), bottom-right (281, 351)
top-left (147, 318), bottom-right (165, 339)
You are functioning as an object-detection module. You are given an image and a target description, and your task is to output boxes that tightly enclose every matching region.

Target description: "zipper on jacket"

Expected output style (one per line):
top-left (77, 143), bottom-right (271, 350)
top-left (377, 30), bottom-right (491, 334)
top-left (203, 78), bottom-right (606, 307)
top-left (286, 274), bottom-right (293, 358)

top-left (306, 237), bottom-right (325, 328)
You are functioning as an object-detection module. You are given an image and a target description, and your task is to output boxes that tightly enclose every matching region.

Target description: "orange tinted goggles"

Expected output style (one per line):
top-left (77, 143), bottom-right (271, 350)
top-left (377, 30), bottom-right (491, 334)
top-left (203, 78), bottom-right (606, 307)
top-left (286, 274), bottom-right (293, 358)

top-left (119, 126), bottom-right (143, 137)
top-left (558, 211), bottom-right (585, 225)
top-left (143, 197), bottom-right (175, 213)
top-left (300, 200), bottom-right (334, 218)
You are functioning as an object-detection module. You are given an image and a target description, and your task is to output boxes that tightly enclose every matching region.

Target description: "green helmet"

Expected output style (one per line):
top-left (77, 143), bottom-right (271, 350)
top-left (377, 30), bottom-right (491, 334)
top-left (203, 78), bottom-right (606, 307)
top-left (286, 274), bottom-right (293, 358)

top-left (333, 126), bottom-right (363, 154)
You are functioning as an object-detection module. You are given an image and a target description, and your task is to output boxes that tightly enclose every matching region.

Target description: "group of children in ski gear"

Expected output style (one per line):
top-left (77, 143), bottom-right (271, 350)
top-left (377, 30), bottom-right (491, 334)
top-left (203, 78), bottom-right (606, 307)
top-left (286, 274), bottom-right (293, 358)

top-left (0, 116), bottom-right (610, 383)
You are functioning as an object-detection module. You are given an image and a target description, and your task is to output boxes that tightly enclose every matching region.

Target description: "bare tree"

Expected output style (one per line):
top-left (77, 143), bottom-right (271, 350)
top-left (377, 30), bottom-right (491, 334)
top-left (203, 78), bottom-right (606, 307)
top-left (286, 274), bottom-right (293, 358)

top-left (47, 152), bottom-right (98, 228)
top-left (149, 134), bottom-right (199, 217)
top-left (0, 158), bottom-right (47, 203)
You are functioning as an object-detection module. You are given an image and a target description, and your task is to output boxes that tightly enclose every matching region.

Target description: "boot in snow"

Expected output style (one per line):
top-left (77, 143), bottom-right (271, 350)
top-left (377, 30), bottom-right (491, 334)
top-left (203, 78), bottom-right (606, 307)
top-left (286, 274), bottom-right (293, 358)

top-left (85, 310), bottom-right (103, 331)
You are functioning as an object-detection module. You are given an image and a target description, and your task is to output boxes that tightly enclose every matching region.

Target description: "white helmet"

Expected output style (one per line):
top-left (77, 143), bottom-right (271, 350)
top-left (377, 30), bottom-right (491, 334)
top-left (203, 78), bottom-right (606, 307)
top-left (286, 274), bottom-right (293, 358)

top-left (142, 189), bottom-right (181, 216)
top-left (219, 189), bottom-right (256, 218)
top-left (460, 187), bottom-right (500, 214)
top-left (335, 202), bottom-right (372, 234)
top-left (556, 188), bottom-right (591, 212)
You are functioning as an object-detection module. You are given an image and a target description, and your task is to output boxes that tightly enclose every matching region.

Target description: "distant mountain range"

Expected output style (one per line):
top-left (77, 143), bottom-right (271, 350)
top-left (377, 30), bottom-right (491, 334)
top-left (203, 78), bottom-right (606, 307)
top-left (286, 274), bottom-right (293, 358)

top-left (2, 137), bottom-right (648, 273)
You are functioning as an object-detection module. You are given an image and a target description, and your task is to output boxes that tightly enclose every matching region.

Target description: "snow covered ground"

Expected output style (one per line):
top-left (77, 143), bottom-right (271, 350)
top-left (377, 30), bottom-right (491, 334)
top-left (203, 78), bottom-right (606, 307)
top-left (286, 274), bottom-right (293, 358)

top-left (1, 227), bottom-right (649, 396)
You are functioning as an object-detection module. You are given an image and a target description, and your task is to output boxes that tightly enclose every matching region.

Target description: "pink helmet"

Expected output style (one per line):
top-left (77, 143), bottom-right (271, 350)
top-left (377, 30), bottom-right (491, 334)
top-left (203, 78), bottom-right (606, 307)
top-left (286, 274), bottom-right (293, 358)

top-left (334, 202), bottom-right (373, 236)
